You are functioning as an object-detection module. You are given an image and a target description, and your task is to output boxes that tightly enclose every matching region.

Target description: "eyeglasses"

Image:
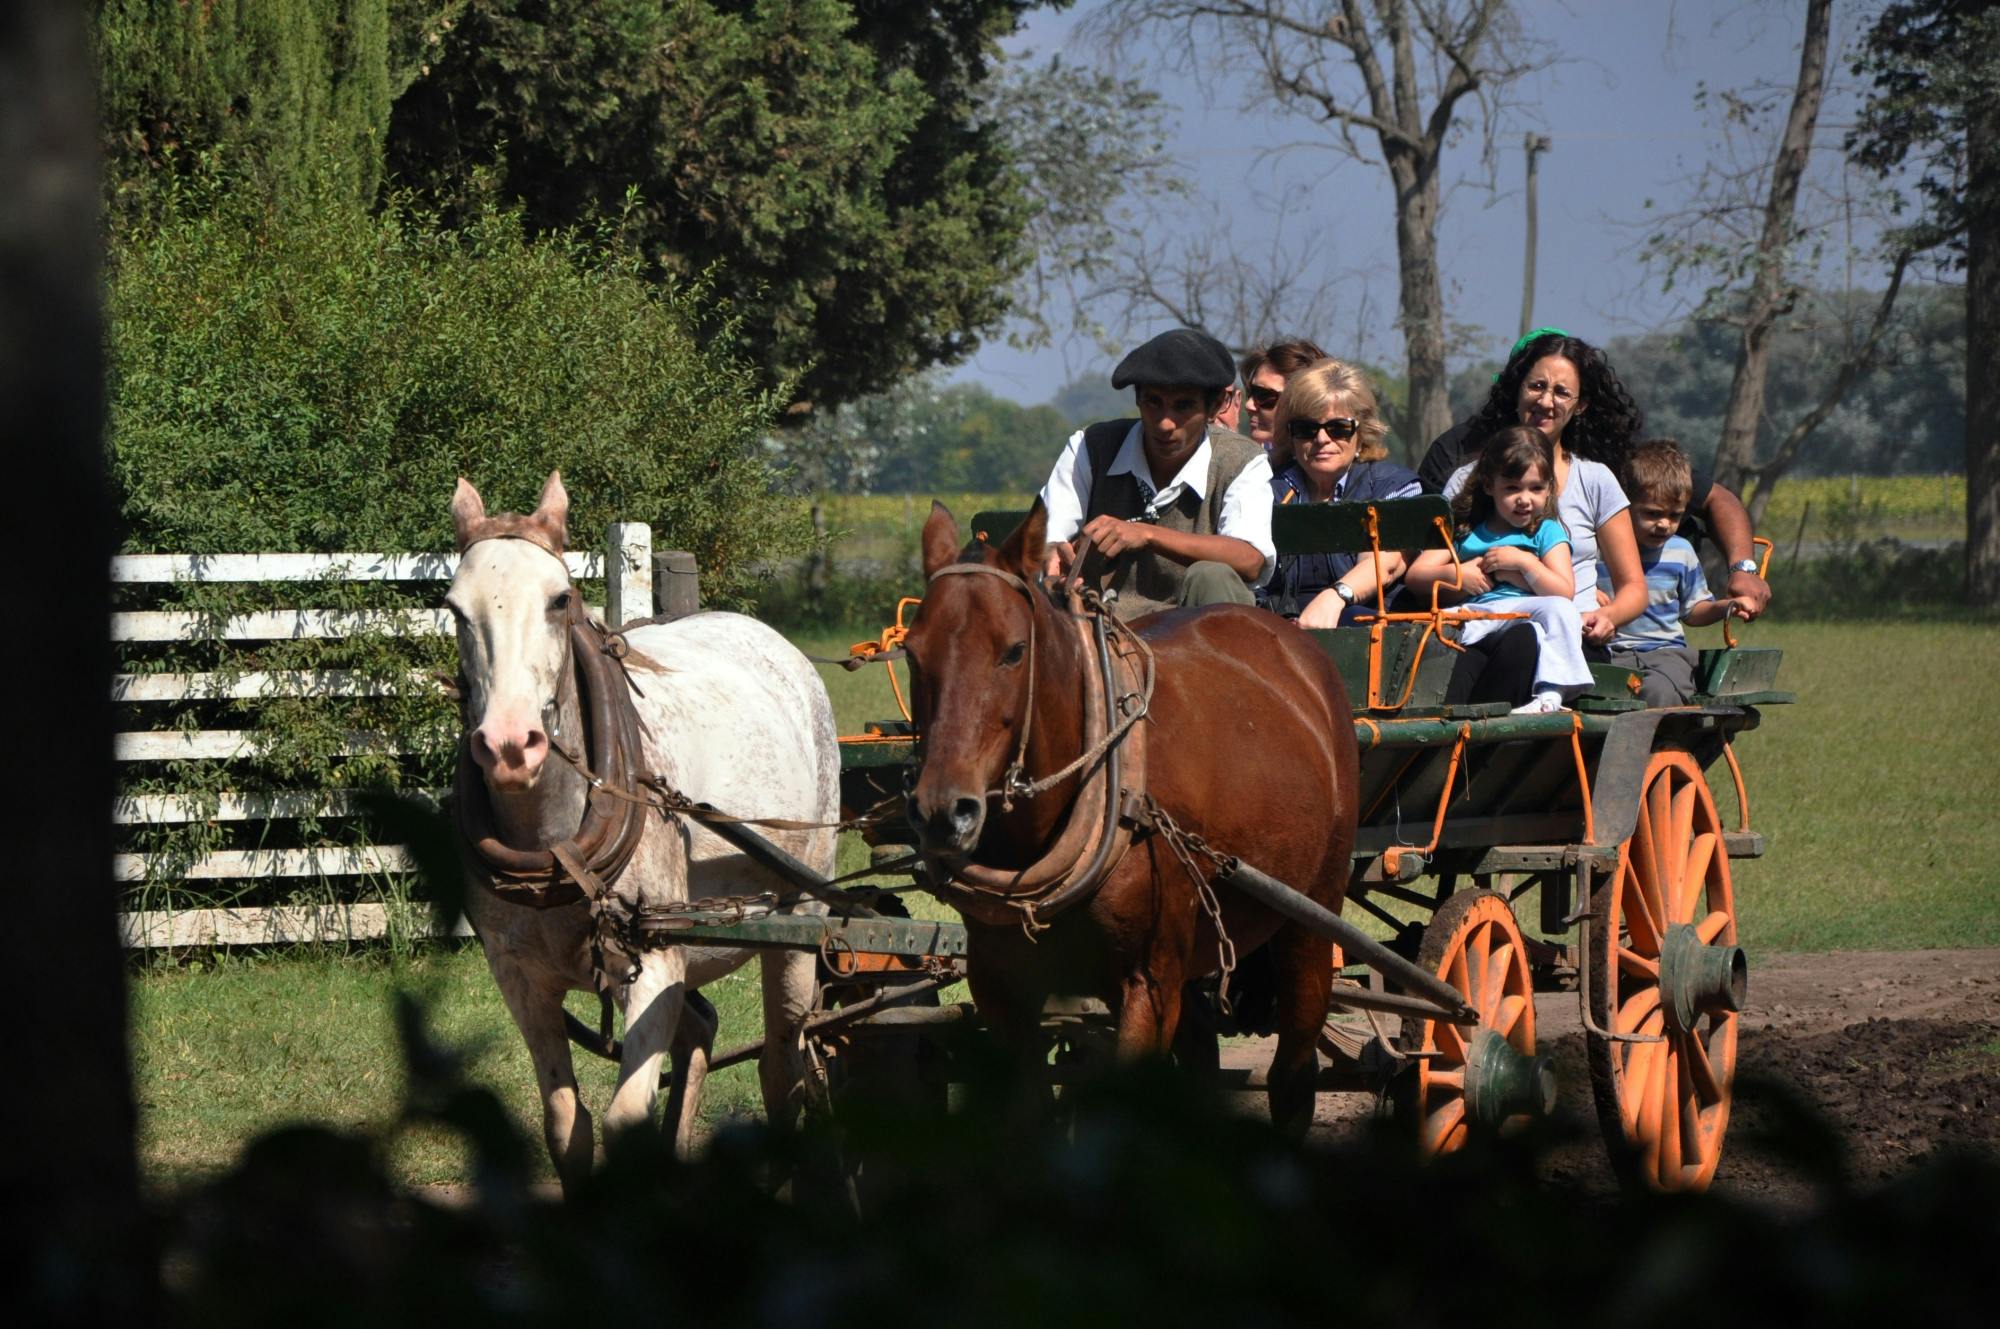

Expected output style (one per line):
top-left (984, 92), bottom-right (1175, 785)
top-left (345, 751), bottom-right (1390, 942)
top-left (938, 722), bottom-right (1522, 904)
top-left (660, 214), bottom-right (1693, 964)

top-left (1246, 386), bottom-right (1282, 410)
top-left (1285, 416), bottom-right (1360, 443)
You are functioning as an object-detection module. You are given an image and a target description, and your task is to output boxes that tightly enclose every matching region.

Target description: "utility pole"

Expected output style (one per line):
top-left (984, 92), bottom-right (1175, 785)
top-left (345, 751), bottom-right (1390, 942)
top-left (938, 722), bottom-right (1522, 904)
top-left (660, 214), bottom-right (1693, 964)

top-left (1520, 133), bottom-right (1552, 338)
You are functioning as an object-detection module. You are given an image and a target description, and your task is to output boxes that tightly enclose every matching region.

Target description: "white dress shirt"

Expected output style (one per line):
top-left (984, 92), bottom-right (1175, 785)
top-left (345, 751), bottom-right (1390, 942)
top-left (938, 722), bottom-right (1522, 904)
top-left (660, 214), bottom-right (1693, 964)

top-left (1039, 422), bottom-right (1276, 584)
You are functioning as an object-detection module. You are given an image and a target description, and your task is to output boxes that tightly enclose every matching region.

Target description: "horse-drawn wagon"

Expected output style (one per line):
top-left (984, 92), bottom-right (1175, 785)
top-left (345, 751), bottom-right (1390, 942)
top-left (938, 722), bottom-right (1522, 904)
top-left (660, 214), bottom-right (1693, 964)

top-left (570, 495), bottom-right (1788, 1194)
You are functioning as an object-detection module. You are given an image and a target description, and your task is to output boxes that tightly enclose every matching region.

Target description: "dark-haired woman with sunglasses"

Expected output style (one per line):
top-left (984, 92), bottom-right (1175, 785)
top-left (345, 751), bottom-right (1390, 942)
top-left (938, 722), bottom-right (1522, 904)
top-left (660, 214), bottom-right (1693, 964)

top-left (1260, 359), bottom-right (1420, 628)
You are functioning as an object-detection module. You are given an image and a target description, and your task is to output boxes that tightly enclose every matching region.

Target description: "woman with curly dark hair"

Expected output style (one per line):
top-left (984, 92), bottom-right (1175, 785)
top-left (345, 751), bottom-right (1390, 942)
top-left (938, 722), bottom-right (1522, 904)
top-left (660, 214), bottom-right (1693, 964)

top-left (1408, 331), bottom-right (1649, 646)
top-left (1418, 328), bottom-right (1774, 624)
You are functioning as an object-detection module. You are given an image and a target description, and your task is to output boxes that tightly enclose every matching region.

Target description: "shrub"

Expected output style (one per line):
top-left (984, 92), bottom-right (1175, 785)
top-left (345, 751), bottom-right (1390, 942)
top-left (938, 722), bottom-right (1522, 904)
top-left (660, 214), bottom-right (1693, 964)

top-left (106, 169), bottom-right (810, 918)
top-left (108, 168), bottom-right (810, 588)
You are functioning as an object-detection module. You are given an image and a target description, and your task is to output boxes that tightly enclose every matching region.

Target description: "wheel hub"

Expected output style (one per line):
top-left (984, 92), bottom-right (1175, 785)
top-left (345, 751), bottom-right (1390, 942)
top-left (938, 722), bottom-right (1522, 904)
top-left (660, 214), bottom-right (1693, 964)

top-left (1463, 1028), bottom-right (1557, 1131)
top-left (1659, 923), bottom-right (1747, 1032)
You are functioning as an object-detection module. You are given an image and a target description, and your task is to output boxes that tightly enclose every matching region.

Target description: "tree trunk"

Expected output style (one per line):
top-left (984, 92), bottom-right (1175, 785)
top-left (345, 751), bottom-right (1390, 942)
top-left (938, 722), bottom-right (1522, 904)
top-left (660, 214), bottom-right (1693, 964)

top-left (1394, 171), bottom-right (1452, 458)
top-left (1711, 0), bottom-right (1831, 494)
top-left (0, 1), bottom-right (150, 1321)
top-left (1968, 30), bottom-right (2000, 607)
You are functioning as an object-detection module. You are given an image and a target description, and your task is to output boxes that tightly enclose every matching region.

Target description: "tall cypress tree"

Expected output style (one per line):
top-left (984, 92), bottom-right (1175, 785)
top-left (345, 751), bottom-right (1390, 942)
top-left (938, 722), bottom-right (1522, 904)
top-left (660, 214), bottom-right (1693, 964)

top-left (96, 0), bottom-right (396, 216)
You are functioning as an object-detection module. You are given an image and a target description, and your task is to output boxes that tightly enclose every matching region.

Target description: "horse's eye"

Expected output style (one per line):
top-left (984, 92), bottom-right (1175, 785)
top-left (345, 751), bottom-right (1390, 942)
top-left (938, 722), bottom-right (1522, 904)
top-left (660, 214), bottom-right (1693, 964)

top-left (549, 591), bottom-right (571, 614)
top-left (1000, 640), bottom-right (1027, 668)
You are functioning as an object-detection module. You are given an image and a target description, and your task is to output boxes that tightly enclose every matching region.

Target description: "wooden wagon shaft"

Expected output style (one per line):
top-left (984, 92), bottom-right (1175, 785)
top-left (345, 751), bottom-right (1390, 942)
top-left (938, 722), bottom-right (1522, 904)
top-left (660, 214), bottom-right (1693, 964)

top-left (1219, 860), bottom-right (1478, 1023)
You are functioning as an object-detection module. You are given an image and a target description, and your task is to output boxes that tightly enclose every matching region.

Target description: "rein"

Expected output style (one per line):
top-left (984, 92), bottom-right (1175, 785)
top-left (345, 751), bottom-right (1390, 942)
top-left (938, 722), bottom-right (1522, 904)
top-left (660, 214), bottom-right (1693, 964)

top-left (453, 606), bottom-right (650, 914)
top-left (918, 560), bottom-right (1157, 932)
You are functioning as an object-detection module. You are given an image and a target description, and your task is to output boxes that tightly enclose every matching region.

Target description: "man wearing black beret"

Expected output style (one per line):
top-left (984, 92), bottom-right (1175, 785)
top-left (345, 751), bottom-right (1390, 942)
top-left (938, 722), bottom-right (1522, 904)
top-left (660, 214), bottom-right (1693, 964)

top-left (1039, 328), bottom-right (1275, 619)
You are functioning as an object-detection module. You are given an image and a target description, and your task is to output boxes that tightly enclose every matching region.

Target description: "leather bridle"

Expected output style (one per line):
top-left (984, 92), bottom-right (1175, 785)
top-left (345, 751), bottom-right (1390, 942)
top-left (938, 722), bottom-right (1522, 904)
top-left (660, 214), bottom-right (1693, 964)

top-left (914, 560), bottom-right (1154, 932)
top-left (451, 538), bottom-right (650, 916)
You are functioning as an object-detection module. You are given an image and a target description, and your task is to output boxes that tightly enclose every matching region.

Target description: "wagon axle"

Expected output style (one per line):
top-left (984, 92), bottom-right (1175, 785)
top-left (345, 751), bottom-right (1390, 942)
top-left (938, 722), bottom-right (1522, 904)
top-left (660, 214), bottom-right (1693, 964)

top-left (1659, 924), bottom-right (1748, 1032)
top-left (1464, 1030), bottom-right (1559, 1132)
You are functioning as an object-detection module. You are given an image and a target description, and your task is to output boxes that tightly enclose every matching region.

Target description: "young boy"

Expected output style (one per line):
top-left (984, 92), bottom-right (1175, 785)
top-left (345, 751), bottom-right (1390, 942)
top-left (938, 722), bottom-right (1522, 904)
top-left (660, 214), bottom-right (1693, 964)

top-left (1597, 439), bottom-right (1741, 706)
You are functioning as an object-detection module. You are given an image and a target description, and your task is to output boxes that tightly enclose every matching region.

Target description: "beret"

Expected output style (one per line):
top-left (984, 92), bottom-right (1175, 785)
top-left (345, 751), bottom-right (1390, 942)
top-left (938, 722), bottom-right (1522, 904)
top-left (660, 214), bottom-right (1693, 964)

top-left (1110, 328), bottom-right (1236, 391)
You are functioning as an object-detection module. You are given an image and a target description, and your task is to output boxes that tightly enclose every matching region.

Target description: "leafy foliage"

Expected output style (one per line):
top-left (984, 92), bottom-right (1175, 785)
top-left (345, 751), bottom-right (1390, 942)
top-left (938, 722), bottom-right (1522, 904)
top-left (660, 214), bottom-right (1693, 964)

top-left (1849, 0), bottom-right (2000, 261)
top-left (108, 169), bottom-right (807, 579)
top-left (983, 54), bottom-right (1186, 354)
top-left (95, 0), bottom-right (403, 217)
top-left (383, 0), bottom-right (1041, 412)
top-left (106, 167), bottom-right (807, 914)
top-left (789, 372), bottom-right (1071, 495)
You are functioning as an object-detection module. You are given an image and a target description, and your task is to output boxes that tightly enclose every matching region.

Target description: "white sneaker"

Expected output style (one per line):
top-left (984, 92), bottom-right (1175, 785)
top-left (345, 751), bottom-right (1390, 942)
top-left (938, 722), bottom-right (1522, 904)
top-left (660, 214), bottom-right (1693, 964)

top-left (1510, 690), bottom-right (1565, 715)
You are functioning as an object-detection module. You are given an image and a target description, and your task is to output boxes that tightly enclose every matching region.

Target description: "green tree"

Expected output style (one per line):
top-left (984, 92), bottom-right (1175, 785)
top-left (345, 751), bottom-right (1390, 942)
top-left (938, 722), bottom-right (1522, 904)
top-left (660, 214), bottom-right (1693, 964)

top-left (95, 0), bottom-right (403, 216)
top-left (108, 170), bottom-right (807, 597)
top-left (1849, 0), bottom-right (2000, 603)
top-left (384, 0), bottom-right (1041, 414)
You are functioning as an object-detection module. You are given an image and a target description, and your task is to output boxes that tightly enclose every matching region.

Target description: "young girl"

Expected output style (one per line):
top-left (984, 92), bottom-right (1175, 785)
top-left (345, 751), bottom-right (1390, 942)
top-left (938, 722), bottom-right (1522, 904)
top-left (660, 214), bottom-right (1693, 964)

top-left (1408, 426), bottom-right (1593, 714)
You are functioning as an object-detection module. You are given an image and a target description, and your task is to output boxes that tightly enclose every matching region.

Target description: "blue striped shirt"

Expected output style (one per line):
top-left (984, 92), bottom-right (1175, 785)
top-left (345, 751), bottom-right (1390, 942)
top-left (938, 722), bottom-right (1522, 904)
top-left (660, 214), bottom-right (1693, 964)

top-left (1597, 536), bottom-right (1713, 650)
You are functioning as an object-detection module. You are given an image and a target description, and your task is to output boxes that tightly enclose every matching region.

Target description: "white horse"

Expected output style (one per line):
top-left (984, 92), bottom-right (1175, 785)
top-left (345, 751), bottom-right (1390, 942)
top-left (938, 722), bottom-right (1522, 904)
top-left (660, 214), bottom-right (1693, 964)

top-left (447, 471), bottom-right (838, 1191)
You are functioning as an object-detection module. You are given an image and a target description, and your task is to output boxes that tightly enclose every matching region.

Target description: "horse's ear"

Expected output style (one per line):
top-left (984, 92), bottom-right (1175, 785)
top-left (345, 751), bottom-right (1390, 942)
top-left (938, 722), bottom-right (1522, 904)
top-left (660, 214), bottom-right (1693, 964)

top-left (530, 470), bottom-right (570, 554)
top-left (450, 478), bottom-right (486, 552)
top-left (997, 500), bottom-right (1048, 580)
top-left (921, 501), bottom-right (961, 579)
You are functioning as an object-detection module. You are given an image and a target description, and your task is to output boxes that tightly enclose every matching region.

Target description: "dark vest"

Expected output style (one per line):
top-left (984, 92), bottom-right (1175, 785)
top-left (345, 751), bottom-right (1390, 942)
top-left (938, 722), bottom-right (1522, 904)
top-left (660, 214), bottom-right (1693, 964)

top-left (1079, 419), bottom-right (1266, 619)
top-left (1262, 459), bottom-right (1421, 618)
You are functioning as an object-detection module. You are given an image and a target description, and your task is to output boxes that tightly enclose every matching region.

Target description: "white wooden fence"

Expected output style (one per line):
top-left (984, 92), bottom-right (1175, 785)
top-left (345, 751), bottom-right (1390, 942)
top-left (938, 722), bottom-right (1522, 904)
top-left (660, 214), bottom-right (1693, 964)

top-left (115, 524), bottom-right (658, 948)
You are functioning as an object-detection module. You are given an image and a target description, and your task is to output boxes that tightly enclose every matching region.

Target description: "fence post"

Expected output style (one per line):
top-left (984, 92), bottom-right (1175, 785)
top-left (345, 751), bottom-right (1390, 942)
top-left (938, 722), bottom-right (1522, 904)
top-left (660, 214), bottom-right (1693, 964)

top-left (607, 522), bottom-right (652, 628)
top-left (653, 551), bottom-right (700, 616)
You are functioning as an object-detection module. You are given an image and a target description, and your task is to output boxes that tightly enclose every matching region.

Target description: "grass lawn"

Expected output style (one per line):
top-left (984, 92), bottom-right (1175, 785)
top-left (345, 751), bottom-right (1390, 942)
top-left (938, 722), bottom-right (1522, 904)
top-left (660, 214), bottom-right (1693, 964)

top-left (132, 945), bottom-right (770, 1186)
top-left (129, 617), bottom-right (1998, 1186)
top-left (1705, 620), bottom-right (2000, 951)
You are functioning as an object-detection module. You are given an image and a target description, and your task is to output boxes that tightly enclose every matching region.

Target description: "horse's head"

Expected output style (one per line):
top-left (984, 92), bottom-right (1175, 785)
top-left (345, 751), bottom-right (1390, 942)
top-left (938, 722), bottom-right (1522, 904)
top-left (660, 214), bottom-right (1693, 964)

top-left (902, 500), bottom-right (1049, 864)
top-left (446, 471), bottom-right (575, 793)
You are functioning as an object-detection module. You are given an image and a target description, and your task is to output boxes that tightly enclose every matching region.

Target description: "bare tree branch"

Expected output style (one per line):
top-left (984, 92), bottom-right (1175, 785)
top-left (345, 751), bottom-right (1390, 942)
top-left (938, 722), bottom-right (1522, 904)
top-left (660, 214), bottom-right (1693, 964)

top-left (1083, 0), bottom-right (1554, 444)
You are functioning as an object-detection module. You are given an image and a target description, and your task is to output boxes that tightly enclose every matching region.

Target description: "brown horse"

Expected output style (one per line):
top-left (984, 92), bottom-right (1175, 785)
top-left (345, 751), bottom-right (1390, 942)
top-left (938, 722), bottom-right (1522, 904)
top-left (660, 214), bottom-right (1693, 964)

top-left (904, 501), bottom-right (1359, 1131)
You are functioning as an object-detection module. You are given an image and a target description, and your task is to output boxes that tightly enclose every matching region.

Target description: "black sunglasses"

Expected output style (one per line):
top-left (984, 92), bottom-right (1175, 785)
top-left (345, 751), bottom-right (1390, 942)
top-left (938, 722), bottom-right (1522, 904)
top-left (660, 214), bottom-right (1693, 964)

top-left (1247, 386), bottom-right (1282, 410)
top-left (1285, 415), bottom-right (1360, 442)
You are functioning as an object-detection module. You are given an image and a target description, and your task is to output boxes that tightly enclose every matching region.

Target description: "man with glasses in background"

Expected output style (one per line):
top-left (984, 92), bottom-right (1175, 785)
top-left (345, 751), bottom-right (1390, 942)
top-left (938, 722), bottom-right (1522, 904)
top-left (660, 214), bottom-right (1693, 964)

top-left (1040, 328), bottom-right (1274, 619)
top-left (1237, 338), bottom-right (1329, 451)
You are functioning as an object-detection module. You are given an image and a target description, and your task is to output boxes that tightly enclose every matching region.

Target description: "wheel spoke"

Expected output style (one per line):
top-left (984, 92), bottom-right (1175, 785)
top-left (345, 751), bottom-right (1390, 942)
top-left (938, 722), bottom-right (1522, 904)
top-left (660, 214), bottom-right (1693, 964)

top-left (1480, 940), bottom-right (1515, 1015)
top-left (1681, 832), bottom-right (1717, 923)
top-left (1495, 993), bottom-right (1529, 1040)
top-left (1643, 771), bottom-right (1671, 908)
top-left (1616, 985), bottom-right (1660, 1036)
top-left (1684, 1021), bottom-right (1724, 1107)
top-left (1695, 909), bottom-right (1732, 944)
top-left (1621, 869), bottom-right (1663, 956)
top-left (1426, 1067), bottom-right (1466, 1090)
top-left (1620, 1040), bottom-right (1658, 1132)
top-left (1446, 946), bottom-right (1471, 1002)
top-left (1434, 1017), bottom-right (1467, 1064)
top-left (1659, 1040), bottom-right (1684, 1183)
top-left (1681, 1058), bottom-right (1707, 1170)
top-left (1637, 1035), bottom-right (1668, 1169)
top-left (1466, 926), bottom-right (1490, 1013)
top-left (1669, 778), bottom-right (1697, 899)
top-left (1424, 1096), bottom-right (1466, 1155)
top-left (1616, 945), bottom-right (1660, 980)
top-left (1631, 803), bottom-right (1664, 928)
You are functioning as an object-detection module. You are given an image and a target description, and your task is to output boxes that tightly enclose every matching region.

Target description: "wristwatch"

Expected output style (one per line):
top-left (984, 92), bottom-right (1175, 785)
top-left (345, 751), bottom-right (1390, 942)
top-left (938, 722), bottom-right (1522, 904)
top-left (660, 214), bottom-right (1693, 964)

top-left (1334, 583), bottom-right (1358, 605)
top-left (1728, 558), bottom-right (1759, 575)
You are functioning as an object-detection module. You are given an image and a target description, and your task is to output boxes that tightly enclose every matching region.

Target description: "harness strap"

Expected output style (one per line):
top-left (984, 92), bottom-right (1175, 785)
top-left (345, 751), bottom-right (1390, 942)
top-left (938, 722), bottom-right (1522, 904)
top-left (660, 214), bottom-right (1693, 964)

top-left (916, 558), bottom-right (1153, 931)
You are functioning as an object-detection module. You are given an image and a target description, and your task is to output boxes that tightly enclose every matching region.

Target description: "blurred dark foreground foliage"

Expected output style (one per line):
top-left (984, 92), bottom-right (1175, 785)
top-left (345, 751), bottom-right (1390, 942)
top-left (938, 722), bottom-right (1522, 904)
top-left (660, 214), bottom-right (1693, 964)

top-left (140, 997), bottom-right (1998, 1329)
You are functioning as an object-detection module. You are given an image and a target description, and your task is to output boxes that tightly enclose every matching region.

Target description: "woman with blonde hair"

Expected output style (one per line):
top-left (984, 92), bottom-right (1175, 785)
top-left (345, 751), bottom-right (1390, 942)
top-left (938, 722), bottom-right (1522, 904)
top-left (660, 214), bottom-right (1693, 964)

top-left (1261, 358), bottom-right (1421, 628)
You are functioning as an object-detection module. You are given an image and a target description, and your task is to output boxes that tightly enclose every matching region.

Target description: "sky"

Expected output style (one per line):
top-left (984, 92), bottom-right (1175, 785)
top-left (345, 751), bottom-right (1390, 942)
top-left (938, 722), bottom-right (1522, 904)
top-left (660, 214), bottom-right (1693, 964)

top-left (954, 0), bottom-right (1893, 404)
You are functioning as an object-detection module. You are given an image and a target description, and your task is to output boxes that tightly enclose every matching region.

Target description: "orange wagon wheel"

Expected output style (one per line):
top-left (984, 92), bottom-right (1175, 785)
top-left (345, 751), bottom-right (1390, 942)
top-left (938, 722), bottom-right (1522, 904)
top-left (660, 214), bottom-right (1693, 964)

top-left (1586, 749), bottom-right (1745, 1192)
top-left (1400, 890), bottom-right (1554, 1156)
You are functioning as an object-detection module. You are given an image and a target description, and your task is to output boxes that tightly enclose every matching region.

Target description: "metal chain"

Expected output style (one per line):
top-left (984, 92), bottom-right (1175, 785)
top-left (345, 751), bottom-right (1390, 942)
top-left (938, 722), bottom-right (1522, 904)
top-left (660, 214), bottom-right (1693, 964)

top-left (1141, 794), bottom-right (1238, 1016)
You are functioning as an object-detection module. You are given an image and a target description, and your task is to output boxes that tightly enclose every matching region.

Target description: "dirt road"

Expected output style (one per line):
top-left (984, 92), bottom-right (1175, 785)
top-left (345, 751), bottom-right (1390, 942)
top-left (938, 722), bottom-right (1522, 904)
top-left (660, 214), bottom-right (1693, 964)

top-left (1226, 947), bottom-right (2000, 1198)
